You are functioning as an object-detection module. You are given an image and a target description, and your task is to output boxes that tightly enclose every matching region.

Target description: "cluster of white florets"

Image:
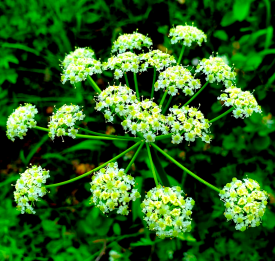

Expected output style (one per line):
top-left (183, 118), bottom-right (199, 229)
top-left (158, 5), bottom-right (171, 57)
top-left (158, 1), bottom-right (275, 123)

top-left (154, 66), bottom-right (201, 96)
top-left (14, 165), bottom-right (50, 214)
top-left (169, 25), bottom-right (207, 46)
top-left (168, 105), bottom-right (212, 144)
top-left (140, 186), bottom-right (195, 239)
top-left (95, 85), bottom-right (211, 144)
top-left (102, 52), bottom-right (140, 79)
top-left (218, 86), bottom-right (262, 119)
top-left (111, 32), bottom-right (153, 54)
top-left (6, 103), bottom-right (38, 142)
top-left (219, 178), bottom-right (268, 232)
top-left (60, 47), bottom-right (102, 85)
top-left (48, 104), bottom-right (85, 140)
top-left (139, 50), bottom-right (176, 72)
top-left (195, 56), bottom-right (236, 86)
top-left (90, 162), bottom-right (140, 215)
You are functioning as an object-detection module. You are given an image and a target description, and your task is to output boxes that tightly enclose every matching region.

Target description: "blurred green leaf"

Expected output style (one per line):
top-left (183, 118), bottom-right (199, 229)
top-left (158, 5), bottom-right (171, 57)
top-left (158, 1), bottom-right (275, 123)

top-left (233, 0), bottom-right (252, 21)
top-left (62, 140), bottom-right (107, 153)
top-left (253, 135), bottom-right (271, 151)
top-left (113, 223), bottom-right (121, 235)
top-left (221, 11), bottom-right (236, 27)
top-left (213, 30), bottom-right (228, 41)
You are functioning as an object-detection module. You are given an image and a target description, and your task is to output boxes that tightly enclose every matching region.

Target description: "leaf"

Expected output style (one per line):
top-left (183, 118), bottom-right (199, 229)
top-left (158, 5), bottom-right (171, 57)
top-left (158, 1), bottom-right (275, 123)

top-left (113, 140), bottom-right (128, 149)
top-left (130, 238), bottom-right (162, 247)
top-left (223, 134), bottom-right (236, 150)
top-left (113, 223), bottom-right (121, 235)
top-left (177, 233), bottom-right (196, 242)
top-left (1, 43), bottom-right (40, 55)
top-left (253, 136), bottom-right (271, 151)
top-left (42, 153), bottom-right (70, 163)
top-left (265, 26), bottom-right (273, 49)
top-left (221, 11), bottom-right (236, 27)
top-left (262, 208), bottom-right (275, 230)
top-left (213, 30), bottom-right (228, 41)
top-left (233, 0), bottom-right (251, 22)
top-left (62, 140), bottom-right (106, 154)
top-left (167, 175), bottom-right (180, 186)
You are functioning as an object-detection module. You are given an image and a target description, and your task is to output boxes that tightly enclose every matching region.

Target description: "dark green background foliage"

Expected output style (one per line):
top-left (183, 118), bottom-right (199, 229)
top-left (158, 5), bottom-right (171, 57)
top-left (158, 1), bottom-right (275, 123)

top-left (1, 0), bottom-right (275, 260)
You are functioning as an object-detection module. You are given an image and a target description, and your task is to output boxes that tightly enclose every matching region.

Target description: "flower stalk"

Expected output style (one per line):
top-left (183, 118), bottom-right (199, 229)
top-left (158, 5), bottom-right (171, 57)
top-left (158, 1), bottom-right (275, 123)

top-left (151, 143), bottom-right (220, 193)
top-left (151, 67), bottom-right (157, 99)
top-left (133, 72), bottom-right (140, 101)
top-left (87, 75), bottom-right (102, 94)
top-left (125, 141), bottom-right (145, 173)
top-left (146, 143), bottom-right (159, 186)
top-left (45, 141), bottom-right (142, 188)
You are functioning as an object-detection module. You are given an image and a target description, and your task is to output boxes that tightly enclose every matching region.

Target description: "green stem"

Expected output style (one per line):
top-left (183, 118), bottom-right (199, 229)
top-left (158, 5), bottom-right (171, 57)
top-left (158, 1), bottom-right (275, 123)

top-left (151, 143), bottom-right (221, 193)
top-left (177, 45), bottom-right (185, 65)
top-left (145, 143), bottom-right (159, 186)
top-left (87, 75), bottom-right (102, 94)
top-left (151, 147), bottom-right (170, 187)
top-left (125, 141), bottom-right (145, 173)
top-left (183, 81), bottom-right (209, 107)
top-left (124, 73), bottom-right (130, 87)
top-left (45, 141), bottom-right (142, 188)
top-left (133, 73), bottom-right (140, 101)
top-left (209, 107), bottom-right (234, 123)
top-left (151, 67), bottom-right (157, 99)
top-left (159, 91), bottom-right (168, 108)
top-left (162, 95), bottom-right (173, 114)
top-left (76, 126), bottom-right (140, 141)
top-left (34, 126), bottom-right (132, 141)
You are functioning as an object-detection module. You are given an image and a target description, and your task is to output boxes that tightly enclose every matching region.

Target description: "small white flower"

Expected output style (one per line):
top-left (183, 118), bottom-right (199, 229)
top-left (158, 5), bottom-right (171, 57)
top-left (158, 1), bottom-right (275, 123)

top-left (48, 104), bottom-right (85, 140)
top-left (111, 31), bottom-right (152, 54)
top-left (14, 165), bottom-right (49, 214)
top-left (141, 186), bottom-right (194, 238)
top-left (169, 25), bottom-right (207, 46)
top-left (90, 162), bottom-right (140, 215)
top-left (6, 103), bottom-right (38, 141)
top-left (219, 177), bottom-right (268, 231)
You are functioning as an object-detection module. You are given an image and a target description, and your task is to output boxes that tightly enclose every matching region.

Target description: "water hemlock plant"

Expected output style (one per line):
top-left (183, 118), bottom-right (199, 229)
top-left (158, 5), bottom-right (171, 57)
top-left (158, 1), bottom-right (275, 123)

top-left (6, 24), bottom-right (267, 239)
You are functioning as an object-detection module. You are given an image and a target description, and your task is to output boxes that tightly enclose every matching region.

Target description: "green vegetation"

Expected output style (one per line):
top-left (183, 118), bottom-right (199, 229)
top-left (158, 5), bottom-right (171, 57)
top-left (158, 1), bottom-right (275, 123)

top-left (1, 0), bottom-right (275, 260)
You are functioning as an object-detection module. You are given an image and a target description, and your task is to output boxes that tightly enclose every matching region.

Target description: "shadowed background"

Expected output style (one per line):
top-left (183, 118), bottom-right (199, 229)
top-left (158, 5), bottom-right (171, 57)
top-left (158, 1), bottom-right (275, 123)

top-left (1, 0), bottom-right (275, 260)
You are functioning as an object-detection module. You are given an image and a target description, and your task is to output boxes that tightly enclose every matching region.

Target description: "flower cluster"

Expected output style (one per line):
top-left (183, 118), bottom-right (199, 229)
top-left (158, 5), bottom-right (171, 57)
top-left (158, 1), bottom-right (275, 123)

top-left (154, 66), bottom-right (201, 96)
top-left (90, 162), bottom-right (140, 215)
top-left (195, 56), bottom-right (236, 86)
top-left (60, 47), bottom-right (102, 85)
top-left (102, 52), bottom-right (140, 79)
top-left (111, 32), bottom-right (153, 54)
top-left (14, 165), bottom-right (50, 214)
top-left (95, 85), bottom-right (211, 144)
top-left (168, 105), bottom-right (212, 144)
top-left (141, 186), bottom-right (195, 239)
top-left (169, 25), bottom-right (207, 46)
top-left (218, 86), bottom-right (262, 119)
top-left (48, 104), bottom-right (85, 140)
top-left (6, 103), bottom-right (38, 141)
top-left (139, 50), bottom-right (176, 72)
top-left (219, 178), bottom-right (268, 232)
